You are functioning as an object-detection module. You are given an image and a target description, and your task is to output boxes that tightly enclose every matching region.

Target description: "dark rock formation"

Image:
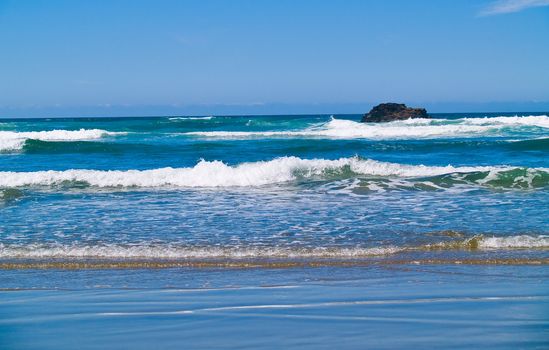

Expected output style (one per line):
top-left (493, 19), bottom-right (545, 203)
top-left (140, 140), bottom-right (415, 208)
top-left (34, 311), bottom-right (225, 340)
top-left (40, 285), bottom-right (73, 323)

top-left (361, 103), bottom-right (428, 123)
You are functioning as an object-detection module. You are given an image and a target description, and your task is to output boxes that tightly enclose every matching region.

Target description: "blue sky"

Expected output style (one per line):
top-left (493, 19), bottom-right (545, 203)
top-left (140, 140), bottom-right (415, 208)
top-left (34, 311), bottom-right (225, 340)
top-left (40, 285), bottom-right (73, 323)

top-left (0, 0), bottom-right (548, 117)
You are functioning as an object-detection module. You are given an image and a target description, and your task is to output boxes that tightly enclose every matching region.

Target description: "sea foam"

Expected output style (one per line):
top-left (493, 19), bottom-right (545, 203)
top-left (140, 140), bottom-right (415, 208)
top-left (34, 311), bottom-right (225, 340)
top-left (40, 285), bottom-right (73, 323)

top-left (0, 129), bottom-right (124, 152)
top-left (0, 235), bottom-right (546, 259)
top-left (0, 243), bottom-right (399, 259)
top-left (184, 115), bottom-right (549, 139)
top-left (0, 156), bottom-right (545, 188)
top-left (479, 235), bottom-right (549, 249)
top-left (169, 116), bottom-right (215, 121)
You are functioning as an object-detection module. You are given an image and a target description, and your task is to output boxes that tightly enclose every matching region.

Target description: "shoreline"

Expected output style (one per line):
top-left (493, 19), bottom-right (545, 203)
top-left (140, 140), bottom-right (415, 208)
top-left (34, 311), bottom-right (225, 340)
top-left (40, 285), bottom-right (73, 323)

top-left (2, 257), bottom-right (548, 270)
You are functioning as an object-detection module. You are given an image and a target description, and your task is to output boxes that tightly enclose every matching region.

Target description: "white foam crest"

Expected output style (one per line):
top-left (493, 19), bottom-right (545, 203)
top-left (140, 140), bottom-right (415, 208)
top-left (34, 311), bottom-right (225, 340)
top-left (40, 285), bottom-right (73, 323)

top-left (184, 115), bottom-right (549, 140)
top-left (0, 129), bottom-right (124, 151)
top-left (0, 243), bottom-right (399, 259)
top-left (169, 116), bottom-right (215, 121)
top-left (386, 115), bottom-right (549, 128)
top-left (459, 115), bottom-right (549, 128)
top-left (0, 156), bottom-right (520, 188)
top-left (1, 235), bottom-right (546, 259)
top-left (185, 119), bottom-right (494, 139)
top-left (478, 235), bottom-right (549, 249)
top-left (310, 119), bottom-right (496, 138)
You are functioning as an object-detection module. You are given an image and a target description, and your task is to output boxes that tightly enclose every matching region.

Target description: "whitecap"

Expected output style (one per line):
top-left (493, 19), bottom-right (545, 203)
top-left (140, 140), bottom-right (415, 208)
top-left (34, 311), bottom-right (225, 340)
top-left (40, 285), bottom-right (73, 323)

top-left (183, 115), bottom-right (549, 140)
top-left (169, 116), bottom-right (215, 121)
top-left (0, 156), bottom-right (545, 188)
top-left (0, 129), bottom-right (125, 152)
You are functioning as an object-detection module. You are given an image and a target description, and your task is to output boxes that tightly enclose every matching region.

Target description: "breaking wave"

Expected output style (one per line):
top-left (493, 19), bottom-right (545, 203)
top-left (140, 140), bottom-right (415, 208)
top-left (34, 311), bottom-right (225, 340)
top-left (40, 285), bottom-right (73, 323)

top-left (184, 115), bottom-right (549, 139)
top-left (0, 156), bottom-right (547, 189)
top-left (0, 235), bottom-right (546, 260)
top-left (0, 129), bottom-right (125, 152)
top-left (456, 115), bottom-right (549, 128)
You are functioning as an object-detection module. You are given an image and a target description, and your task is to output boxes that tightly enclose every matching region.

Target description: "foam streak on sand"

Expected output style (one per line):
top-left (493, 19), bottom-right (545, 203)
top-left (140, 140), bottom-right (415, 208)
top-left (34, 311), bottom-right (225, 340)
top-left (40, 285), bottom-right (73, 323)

top-left (0, 244), bottom-right (400, 259)
top-left (0, 129), bottom-right (124, 152)
top-left (0, 235), bottom-right (546, 260)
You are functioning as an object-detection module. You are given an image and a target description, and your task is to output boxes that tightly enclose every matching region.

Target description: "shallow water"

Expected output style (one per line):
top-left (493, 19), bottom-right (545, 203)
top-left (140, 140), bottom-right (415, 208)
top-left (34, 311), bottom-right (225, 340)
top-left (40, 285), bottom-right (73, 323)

top-left (1, 265), bottom-right (548, 349)
top-left (1, 113), bottom-right (548, 348)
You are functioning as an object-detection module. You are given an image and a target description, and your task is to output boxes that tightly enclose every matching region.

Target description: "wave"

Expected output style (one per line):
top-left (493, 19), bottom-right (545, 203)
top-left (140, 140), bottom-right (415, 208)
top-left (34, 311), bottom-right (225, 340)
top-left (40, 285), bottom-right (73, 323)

top-left (0, 244), bottom-right (399, 259)
top-left (168, 116), bottom-right (215, 121)
top-left (393, 115), bottom-right (549, 128)
top-left (20, 139), bottom-right (230, 154)
top-left (0, 129), bottom-right (125, 152)
top-left (0, 157), bottom-right (547, 189)
top-left (17, 137), bottom-right (549, 156)
top-left (456, 115), bottom-right (549, 128)
top-left (507, 137), bottom-right (549, 151)
top-left (184, 115), bottom-right (549, 140)
top-left (475, 235), bottom-right (549, 249)
top-left (21, 139), bottom-right (128, 154)
top-left (0, 235), bottom-right (546, 261)
top-left (0, 188), bottom-right (24, 202)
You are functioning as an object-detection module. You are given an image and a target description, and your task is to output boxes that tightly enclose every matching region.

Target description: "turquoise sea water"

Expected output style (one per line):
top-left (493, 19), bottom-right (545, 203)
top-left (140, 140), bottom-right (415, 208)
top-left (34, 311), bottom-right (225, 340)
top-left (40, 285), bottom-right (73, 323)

top-left (1, 113), bottom-right (548, 348)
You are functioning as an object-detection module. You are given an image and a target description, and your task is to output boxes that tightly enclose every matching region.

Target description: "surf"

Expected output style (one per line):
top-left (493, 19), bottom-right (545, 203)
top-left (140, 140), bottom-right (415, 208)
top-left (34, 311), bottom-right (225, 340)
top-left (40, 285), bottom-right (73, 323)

top-left (0, 129), bottom-right (125, 152)
top-left (0, 156), bottom-right (547, 189)
top-left (183, 115), bottom-right (549, 140)
top-left (0, 235), bottom-right (546, 261)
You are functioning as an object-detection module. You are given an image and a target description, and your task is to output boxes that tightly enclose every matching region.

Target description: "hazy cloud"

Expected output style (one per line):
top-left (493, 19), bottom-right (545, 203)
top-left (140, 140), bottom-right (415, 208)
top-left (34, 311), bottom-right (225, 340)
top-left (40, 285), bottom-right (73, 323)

top-left (480, 0), bottom-right (549, 15)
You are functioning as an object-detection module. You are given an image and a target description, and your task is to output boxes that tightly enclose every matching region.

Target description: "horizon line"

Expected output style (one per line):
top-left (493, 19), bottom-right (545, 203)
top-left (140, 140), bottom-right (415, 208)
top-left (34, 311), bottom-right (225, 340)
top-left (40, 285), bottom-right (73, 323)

top-left (2, 110), bottom-right (549, 120)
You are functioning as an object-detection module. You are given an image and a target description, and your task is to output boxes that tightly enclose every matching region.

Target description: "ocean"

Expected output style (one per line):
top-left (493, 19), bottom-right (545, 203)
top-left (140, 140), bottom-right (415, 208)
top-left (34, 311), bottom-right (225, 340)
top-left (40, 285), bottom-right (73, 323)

top-left (1, 113), bottom-right (548, 349)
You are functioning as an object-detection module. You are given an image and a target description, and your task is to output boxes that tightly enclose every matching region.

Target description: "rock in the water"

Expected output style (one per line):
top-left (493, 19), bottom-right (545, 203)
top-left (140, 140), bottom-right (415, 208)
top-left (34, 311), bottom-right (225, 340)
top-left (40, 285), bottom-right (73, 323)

top-left (361, 103), bottom-right (428, 123)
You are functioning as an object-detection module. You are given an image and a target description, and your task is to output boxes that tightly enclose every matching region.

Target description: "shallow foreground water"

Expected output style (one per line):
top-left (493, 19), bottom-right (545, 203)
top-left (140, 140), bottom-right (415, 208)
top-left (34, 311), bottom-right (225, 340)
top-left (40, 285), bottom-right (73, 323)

top-left (2, 265), bottom-right (548, 349)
